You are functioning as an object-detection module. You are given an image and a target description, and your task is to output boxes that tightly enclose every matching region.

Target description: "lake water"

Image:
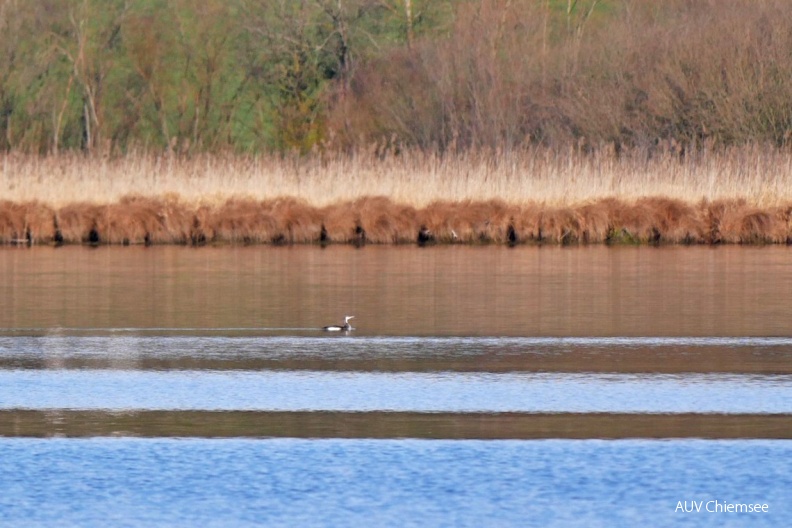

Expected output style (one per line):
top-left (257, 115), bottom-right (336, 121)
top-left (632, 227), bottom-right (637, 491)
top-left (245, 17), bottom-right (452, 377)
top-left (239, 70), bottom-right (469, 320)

top-left (0, 438), bottom-right (790, 528)
top-left (2, 245), bottom-right (792, 337)
top-left (0, 245), bottom-right (790, 526)
top-left (1, 367), bottom-right (790, 414)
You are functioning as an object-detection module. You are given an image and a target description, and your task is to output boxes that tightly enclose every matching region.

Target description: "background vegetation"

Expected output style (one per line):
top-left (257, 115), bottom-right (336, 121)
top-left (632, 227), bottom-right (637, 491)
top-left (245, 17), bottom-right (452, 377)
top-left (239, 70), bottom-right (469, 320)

top-left (1, 0), bottom-right (791, 156)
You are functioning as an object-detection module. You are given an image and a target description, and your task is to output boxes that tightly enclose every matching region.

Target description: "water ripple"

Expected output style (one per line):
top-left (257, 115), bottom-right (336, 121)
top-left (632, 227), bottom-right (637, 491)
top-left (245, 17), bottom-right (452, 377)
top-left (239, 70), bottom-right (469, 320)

top-left (1, 369), bottom-right (789, 414)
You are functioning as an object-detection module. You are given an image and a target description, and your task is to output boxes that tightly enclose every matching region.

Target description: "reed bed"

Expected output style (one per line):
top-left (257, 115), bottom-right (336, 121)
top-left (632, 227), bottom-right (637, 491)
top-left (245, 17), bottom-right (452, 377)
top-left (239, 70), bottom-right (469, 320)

top-left (1, 149), bottom-right (792, 246)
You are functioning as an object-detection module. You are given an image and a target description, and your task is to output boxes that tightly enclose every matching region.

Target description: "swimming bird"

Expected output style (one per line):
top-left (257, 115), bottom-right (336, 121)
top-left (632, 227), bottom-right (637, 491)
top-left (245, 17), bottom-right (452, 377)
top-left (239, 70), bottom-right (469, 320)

top-left (323, 315), bottom-right (354, 332)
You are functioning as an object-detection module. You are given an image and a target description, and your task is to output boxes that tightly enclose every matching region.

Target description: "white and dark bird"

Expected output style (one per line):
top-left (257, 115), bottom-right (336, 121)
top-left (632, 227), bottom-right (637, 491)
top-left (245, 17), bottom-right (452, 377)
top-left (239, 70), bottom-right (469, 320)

top-left (323, 315), bottom-right (355, 332)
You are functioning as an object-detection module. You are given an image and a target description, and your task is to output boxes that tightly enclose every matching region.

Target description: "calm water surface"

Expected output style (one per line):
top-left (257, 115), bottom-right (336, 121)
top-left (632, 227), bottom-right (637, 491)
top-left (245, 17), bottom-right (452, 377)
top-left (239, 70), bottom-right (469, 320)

top-left (0, 246), bottom-right (790, 526)
top-left (0, 245), bottom-right (791, 336)
top-left (1, 369), bottom-right (789, 414)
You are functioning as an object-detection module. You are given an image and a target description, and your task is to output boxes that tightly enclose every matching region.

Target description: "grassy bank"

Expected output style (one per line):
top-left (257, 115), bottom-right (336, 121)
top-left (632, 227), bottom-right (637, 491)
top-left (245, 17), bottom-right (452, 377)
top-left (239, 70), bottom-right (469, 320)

top-left (1, 149), bottom-right (791, 246)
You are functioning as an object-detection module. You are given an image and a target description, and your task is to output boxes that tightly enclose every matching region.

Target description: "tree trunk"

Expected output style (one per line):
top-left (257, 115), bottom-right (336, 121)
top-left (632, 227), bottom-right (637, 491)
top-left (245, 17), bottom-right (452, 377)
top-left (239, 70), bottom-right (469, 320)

top-left (404, 0), bottom-right (413, 49)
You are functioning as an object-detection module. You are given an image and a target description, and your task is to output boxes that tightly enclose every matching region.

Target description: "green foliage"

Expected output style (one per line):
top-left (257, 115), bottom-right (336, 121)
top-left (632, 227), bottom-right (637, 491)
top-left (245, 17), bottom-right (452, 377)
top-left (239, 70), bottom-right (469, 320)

top-left (0, 0), bottom-right (790, 155)
top-left (0, 0), bottom-right (450, 154)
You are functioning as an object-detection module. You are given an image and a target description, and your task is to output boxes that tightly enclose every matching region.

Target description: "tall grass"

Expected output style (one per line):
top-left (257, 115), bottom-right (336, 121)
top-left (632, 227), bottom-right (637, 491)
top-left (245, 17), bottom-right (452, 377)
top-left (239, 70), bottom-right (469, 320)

top-left (1, 147), bottom-right (791, 245)
top-left (3, 146), bottom-right (792, 208)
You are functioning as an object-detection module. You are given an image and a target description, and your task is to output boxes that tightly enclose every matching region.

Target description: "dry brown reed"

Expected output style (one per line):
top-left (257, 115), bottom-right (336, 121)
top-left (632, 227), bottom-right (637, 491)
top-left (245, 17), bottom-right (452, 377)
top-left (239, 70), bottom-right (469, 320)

top-left (706, 200), bottom-right (792, 245)
top-left (0, 194), bottom-right (790, 247)
top-left (3, 147), bottom-right (792, 209)
top-left (1, 149), bottom-right (792, 245)
top-left (0, 200), bottom-right (55, 244)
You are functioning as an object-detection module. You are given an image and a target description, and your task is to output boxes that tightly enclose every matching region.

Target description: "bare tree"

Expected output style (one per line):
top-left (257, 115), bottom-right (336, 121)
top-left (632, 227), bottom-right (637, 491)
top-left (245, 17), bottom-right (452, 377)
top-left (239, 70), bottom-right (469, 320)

top-left (241, 0), bottom-right (356, 150)
top-left (171, 0), bottom-right (237, 151)
top-left (53, 0), bottom-right (128, 154)
top-left (0, 0), bottom-right (23, 150)
top-left (124, 7), bottom-right (176, 153)
top-left (376, 0), bottom-right (416, 49)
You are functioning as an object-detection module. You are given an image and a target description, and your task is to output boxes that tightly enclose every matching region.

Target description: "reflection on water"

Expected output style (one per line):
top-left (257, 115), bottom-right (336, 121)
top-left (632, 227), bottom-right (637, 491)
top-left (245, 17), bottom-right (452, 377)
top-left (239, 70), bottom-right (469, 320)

top-left (1, 369), bottom-right (790, 414)
top-left (0, 246), bottom-right (790, 423)
top-left (3, 410), bottom-right (790, 439)
top-left (1, 245), bottom-right (791, 336)
top-left (1, 246), bottom-right (790, 524)
top-left (1, 335), bottom-right (791, 374)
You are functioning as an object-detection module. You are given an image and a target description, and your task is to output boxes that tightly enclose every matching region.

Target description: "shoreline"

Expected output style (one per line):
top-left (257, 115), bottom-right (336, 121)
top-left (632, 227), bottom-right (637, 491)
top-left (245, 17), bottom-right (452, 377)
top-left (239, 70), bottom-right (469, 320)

top-left (2, 149), bottom-right (792, 246)
top-left (1, 195), bottom-right (791, 246)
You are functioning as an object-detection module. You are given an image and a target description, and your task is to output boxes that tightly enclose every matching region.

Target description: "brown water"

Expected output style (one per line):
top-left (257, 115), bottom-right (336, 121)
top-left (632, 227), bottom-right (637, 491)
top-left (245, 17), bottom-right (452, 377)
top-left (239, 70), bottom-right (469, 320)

top-left (0, 245), bottom-right (790, 337)
top-left (1, 245), bottom-right (791, 439)
top-left (1, 245), bottom-right (790, 526)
